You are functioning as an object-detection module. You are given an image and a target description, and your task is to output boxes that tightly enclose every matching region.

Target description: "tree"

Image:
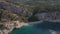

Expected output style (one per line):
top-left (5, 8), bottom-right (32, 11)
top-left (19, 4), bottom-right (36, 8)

top-left (0, 9), bottom-right (4, 21)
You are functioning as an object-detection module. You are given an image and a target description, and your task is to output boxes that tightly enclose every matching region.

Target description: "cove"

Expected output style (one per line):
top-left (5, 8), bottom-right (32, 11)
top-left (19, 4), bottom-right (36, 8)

top-left (11, 25), bottom-right (51, 34)
top-left (10, 21), bottom-right (60, 34)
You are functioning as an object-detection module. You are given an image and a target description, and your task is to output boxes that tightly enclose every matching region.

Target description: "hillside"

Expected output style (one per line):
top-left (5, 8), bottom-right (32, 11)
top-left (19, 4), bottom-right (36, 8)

top-left (0, 1), bottom-right (32, 22)
top-left (0, 0), bottom-right (60, 22)
top-left (0, 0), bottom-right (60, 34)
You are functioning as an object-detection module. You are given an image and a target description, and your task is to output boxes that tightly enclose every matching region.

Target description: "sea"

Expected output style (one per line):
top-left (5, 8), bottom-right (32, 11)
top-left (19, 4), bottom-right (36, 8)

top-left (11, 21), bottom-right (60, 34)
top-left (11, 25), bottom-right (51, 34)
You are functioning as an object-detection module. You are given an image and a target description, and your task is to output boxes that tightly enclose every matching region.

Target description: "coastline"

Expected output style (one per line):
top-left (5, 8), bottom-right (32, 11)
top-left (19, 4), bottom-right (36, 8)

top-left (0, 21), bottom-right (29, 34)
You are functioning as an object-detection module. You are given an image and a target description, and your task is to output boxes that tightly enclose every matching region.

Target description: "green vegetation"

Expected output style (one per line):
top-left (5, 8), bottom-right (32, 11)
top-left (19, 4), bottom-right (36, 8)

top-left (0, 0), bottom-right (60, 22)
top-left (0, 9), bottom-right (29, 22)
top-left (0, 24), bottom-right (4, 28)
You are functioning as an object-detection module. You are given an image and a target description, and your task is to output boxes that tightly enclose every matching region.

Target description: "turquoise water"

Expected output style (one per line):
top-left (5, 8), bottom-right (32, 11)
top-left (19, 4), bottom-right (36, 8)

top-left (11, 21), bottom-right (60, 34)
top-left (11, 25), bottom-right (51, 34)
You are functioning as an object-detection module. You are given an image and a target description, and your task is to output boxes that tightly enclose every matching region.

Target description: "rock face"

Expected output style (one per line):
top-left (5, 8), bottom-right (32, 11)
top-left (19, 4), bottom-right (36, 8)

top-left (35, 10), bottom-right (60, 22)
top-left (0, 1), bottom-right (32, 17)
top-left (0, 1), bottom-right (32, 34)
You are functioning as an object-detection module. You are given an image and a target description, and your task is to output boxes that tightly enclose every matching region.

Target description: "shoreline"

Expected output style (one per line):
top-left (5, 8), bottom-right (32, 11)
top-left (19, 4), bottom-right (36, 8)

top-left (0, 21), bottom-right (29, 34)
top-left (1, 20), bottom-right (60, 34)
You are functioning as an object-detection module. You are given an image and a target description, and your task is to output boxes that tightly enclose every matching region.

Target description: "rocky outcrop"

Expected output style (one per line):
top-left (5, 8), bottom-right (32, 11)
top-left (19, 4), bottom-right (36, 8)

top-left (0, 21), bottom-right (29, 34)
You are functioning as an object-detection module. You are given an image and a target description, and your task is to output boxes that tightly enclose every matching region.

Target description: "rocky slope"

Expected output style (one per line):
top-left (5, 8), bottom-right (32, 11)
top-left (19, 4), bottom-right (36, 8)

top-left (0, 0), bottom-right (60, 34)
top-left (0, 2), bottom-right (32, 17)
top-left (34, 10), bottom-right (60, 22)
top-left (0, 1), bottom-right (31, 34)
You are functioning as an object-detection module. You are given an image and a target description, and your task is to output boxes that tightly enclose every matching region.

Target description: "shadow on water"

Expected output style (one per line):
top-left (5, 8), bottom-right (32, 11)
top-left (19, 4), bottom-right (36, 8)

top-left (33, 21), bottom-right (60, 31)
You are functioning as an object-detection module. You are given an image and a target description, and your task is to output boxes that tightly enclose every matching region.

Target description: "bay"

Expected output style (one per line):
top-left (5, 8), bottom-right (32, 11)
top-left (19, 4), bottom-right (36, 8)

top-left (11, 25), bottom-right (51, 34)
